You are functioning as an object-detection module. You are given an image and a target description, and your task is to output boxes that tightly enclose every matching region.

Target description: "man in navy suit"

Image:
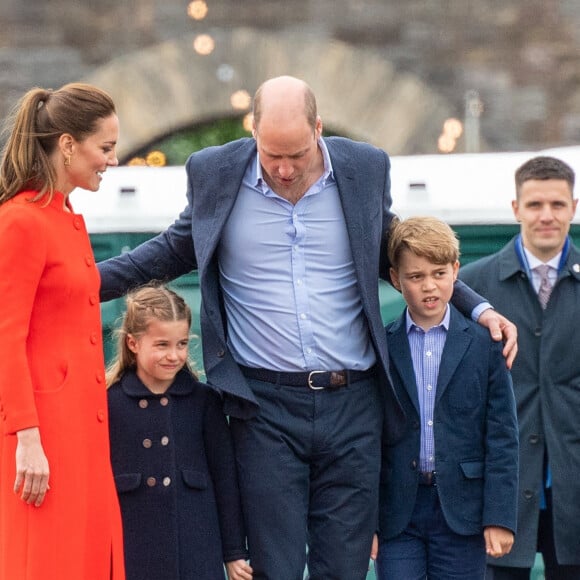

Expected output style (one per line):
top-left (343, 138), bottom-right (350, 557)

top-left (375, 217), bottom-right (518, 580)
top-left (99, 76), bottom-right (517, 580)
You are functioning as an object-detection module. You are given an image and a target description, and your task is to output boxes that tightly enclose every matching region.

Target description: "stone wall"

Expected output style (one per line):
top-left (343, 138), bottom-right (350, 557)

top-left (1, 0), bottom-right (579, 154)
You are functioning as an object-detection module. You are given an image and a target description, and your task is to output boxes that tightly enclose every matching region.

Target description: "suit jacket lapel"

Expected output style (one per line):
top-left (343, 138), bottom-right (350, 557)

top-left (387, 313), bottom-right (421, 413)
top-left (197, 140), bottom-right (256, 269)
top-left (436, 307), bottom-right (472, 401)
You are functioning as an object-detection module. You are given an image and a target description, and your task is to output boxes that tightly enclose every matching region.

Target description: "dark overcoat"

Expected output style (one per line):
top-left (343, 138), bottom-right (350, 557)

top-left (379, 305), bottom-right (518, 539)
top-left (107, 369), bottom-right (247, 580)
top-left (460, 236), bottom-right (580, 566)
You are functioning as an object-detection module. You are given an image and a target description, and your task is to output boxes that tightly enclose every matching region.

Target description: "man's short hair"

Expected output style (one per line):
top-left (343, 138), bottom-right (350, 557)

top-left (515, 156), bottom-right (575, 198)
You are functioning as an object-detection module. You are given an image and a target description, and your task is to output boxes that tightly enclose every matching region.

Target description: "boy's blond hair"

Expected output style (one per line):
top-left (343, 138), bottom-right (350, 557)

top-left (388, 216), bottom-right (460, 269)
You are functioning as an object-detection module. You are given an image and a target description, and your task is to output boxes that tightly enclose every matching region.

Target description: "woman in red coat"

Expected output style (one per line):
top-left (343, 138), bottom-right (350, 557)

top-left (0, 83), bottom-right (125, 579)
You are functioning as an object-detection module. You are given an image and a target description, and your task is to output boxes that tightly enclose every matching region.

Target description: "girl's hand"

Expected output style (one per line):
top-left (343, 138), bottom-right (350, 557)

top-left (226, 559), bottom-right (253, 580)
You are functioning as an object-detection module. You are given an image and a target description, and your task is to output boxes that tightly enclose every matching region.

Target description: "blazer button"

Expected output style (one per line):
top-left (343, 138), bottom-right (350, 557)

top-left (534, 327), bottom-right (542, 337)
top-left (529, 434), bottom-right (540, 444)
top-left (523, 489), bottom-right (534, 500)
top-left (217, 349), bottom-right (226, 358)
top-left (410, 459), bottom-right (418, 470)
top-left (146, 477), bottom-right (156, 487)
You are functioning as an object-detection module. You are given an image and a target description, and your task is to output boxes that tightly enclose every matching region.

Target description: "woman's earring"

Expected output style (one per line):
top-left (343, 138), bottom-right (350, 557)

top-left (64, 155), bottom-right (71, 167)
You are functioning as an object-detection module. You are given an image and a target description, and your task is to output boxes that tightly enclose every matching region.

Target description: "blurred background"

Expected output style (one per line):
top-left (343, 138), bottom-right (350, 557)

top-left (1, 0), bottom-right (580, 163)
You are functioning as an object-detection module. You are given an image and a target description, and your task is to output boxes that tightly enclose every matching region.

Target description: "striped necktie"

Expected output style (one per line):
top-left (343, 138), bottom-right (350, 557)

top-left (536, 265), bottom-right (553, 309)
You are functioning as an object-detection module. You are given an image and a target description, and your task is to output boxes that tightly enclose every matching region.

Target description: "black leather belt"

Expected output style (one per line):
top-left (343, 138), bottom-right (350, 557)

top-left (418, 471), bottom-right (437, 486)
top-left (240, 365), bottom-right (377, 390)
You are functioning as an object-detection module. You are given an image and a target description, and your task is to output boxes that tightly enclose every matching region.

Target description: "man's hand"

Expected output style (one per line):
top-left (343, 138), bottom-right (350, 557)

top-left (484, 526), bottom-right (514, 558)
top-left (477, 309), bottom-right (518, 369)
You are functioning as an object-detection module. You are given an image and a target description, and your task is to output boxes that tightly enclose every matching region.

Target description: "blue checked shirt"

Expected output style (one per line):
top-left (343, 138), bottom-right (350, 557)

top-left (406, 306), bottom-right (450, 473)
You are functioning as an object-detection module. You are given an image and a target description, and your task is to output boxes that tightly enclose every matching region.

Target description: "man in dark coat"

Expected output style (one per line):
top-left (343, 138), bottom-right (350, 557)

top-left (460, 156), bottom-right (580, 579)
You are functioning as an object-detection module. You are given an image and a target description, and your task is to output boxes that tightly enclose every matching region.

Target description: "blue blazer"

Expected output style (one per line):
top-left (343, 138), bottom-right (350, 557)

top-left (99, 137), bottom-right (484, 428)
top-left (378, 305), bottom-right (518, 538)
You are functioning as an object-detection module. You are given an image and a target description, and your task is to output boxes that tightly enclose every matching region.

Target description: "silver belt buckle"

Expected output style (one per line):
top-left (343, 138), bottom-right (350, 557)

top-left (308, 371), bottom-right (326, 390)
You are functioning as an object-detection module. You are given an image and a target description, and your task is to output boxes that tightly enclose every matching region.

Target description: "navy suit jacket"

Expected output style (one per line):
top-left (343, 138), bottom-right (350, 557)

top-left (378, 305), bottom-right (518, 538)
top-left (99, 137), bottom-right (484, 428)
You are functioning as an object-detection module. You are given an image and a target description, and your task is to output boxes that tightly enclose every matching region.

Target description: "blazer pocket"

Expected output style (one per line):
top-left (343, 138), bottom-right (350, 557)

top-left (181, 469), bottom-right (208, 490)
top-left (459, 460), bottom-right (484, 523)
top-left (460, 460), bottom-right (484, 479)
top-left (114, 473), bottom-right (142, 494)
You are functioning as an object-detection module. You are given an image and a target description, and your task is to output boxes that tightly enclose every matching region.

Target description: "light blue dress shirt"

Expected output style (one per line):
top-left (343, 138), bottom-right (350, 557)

top-left (217, 139), bottom-right (376, 372)
top-left (406, 306), bottom-right (450, 473)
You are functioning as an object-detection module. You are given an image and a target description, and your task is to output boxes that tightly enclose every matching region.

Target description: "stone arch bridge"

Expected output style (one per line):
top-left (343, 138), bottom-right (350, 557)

top-left (86, 27), bottom-right (453, 160)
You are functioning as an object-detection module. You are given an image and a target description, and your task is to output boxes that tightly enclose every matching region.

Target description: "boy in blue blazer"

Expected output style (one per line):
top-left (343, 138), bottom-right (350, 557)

top-left (374, 217), bottom-right (519, 579)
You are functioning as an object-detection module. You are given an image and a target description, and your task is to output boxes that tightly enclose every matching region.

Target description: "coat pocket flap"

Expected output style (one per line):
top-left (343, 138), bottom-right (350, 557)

top-left (114, 473), bottom-right (142, 493)
top-left (181, 469), bottom-right (208, 490)
top-left (460, 460), bottom-right (484, 479)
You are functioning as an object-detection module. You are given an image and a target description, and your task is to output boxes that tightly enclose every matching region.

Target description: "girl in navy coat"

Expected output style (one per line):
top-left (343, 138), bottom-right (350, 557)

top-left (106, 284), bottom-right (252, 580)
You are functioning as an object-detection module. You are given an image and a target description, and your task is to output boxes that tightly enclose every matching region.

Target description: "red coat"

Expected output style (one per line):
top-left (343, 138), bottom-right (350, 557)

top-left (0, 191), bottom-right (125, 579)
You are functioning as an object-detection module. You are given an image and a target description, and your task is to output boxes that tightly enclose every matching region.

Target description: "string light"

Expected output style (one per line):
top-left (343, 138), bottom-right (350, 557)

top-left (187, 0), bottom-right (208, 20)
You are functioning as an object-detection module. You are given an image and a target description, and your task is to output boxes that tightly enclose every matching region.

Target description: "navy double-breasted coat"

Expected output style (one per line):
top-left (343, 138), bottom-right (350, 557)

top-left (107, 369), bottom-right (247, 579)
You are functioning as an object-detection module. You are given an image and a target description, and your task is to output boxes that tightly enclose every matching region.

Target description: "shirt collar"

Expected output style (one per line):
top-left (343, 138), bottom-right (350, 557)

top-left (522, 246), bottom-right (561, 271)
top-left (405, 304), bottom-right (451, 334)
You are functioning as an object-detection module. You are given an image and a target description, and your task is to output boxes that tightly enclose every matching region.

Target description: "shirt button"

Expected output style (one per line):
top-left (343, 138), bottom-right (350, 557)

top-left (161, 436), bottom-right (169, 446)
top-left (427, 385), bottom-right (433, 391)
top-left (142, 438), bottom-right (152, 448)
top-left (160, 397), bottom-right (169, 406)
top-left (426, 351), bottom-right (432, 357)
top-left (300, 313), bottom-right (306, 320)
top-left (139, 399), bottom-right (149, 409)
top-left (146, 477), bottom-right (156, 487)
top-left (427, 420), bottom-right (433, 427)
top-left (162, 477), bottom-right (171, 487)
